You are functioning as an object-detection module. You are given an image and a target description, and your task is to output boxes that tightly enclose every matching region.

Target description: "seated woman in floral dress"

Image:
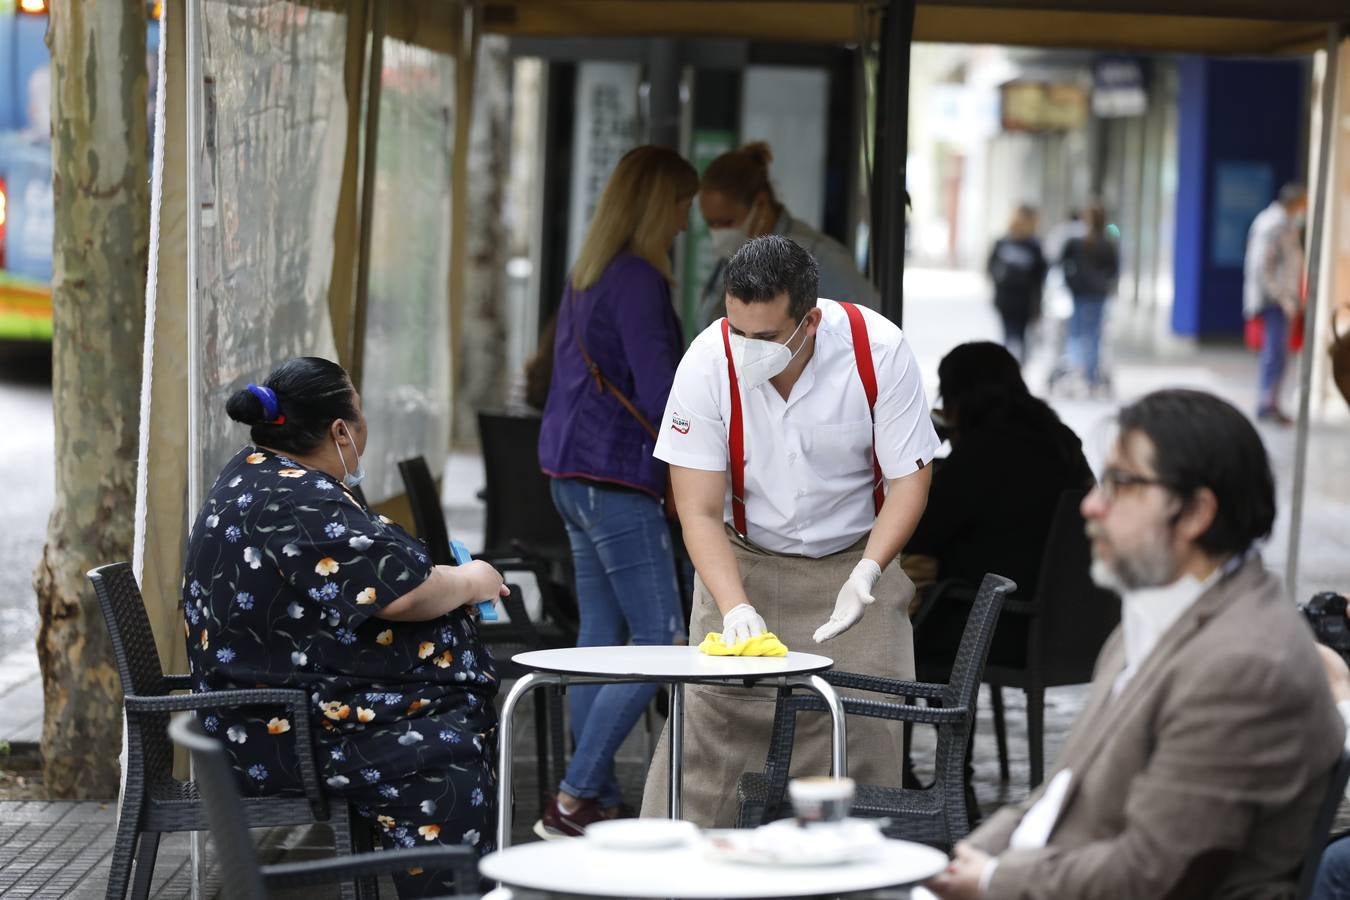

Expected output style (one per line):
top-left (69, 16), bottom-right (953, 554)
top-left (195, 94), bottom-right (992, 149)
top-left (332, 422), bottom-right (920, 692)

top-left (182, 356), bottom-right (507, 898)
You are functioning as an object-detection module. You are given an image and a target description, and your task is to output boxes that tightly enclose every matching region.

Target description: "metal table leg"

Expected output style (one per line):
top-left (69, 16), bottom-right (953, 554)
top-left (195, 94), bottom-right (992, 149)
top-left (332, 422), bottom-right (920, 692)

top-left (668, 681), bottom-right (683, 819)
top-left (787, 674), bottom-right (849, 778)
top-left (496, 671), bottom-right (562, 850)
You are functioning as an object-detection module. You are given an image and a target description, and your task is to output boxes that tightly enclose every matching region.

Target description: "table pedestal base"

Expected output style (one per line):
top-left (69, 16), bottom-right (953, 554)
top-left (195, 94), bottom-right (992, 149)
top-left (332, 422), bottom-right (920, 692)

top-left (496, 672), bottom-right (847, 849)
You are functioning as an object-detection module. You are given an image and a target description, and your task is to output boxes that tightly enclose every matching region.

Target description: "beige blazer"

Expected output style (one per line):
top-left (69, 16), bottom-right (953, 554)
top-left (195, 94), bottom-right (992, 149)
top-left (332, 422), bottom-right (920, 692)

top-left (968, 557), bottom-right (1345, 900)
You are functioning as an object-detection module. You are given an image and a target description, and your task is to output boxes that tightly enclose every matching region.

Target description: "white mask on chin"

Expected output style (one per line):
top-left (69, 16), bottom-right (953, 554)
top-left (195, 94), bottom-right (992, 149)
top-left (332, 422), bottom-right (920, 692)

top-left (335, 423), bottom-right (366, 489)
top-left (729, 317), bottom-right (808, 391)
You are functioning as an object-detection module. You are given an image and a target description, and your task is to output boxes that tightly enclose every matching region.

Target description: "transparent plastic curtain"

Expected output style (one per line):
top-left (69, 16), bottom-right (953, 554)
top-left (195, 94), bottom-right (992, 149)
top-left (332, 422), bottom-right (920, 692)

top-left (193, 0), bottom-right (346, 488)
top-left (358, 38), bottom-right (456, 504)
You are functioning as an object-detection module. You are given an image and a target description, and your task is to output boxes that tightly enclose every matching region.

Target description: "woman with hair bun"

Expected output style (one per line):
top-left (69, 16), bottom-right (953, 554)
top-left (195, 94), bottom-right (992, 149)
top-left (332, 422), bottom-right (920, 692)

top-left (185, 356), bottom-right (506, 898)
top-left (696, 141), bottom-right (878, 327)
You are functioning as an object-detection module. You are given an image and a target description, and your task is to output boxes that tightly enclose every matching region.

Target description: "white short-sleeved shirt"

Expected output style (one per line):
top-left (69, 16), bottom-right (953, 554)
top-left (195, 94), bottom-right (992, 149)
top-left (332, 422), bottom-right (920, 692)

top-left (655, 299), bottom-right (939, 557)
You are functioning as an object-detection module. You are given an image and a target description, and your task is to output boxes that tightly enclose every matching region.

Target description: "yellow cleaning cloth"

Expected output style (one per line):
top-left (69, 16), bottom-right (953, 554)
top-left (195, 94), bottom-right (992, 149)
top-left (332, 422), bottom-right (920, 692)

top-left (698, 632), bottom-right (789, 657)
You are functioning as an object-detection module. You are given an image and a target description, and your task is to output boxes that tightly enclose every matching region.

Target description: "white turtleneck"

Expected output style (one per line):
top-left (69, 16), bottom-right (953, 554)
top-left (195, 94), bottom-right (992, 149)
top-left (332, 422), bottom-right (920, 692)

top-left (1111, 566), bottom-right (1222, 698)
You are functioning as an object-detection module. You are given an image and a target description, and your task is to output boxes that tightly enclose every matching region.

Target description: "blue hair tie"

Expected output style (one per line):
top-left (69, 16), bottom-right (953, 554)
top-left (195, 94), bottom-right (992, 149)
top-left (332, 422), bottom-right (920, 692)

top-left (245, 384), bottom-right (280, 423)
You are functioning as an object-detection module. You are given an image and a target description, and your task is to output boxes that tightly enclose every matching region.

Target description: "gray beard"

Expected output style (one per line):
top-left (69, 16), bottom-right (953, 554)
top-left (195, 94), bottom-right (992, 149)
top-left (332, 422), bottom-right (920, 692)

top-left (1089, 540), bottom-right (1178, 593)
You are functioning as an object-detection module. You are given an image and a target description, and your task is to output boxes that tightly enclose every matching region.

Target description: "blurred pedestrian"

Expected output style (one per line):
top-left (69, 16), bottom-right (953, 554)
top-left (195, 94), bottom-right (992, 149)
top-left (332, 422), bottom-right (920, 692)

top-left (1243, 182), bottom-right (1307, 425)
top-left (536, 145), bottom-right (696, 836)
top-left (986, 205), bottom-right (1047, 364)
top-left (1053, 204), bottom-right (1118, 396)
top-left (696, 141), bottom-right (877, 327)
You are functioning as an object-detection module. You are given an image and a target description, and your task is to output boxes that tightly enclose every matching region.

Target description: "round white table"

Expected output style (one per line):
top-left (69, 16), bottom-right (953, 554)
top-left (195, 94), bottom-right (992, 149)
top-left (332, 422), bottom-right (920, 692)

top-left (480, 832), bottom-right (948, 898)
top-left (496, 646), bottom-right (843, 848)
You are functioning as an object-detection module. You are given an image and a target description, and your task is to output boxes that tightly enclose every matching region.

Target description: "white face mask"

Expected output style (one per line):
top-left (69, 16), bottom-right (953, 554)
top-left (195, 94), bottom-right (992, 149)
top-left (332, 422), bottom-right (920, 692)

top-left (730, 317), bottom-right (807, 391)
top-left (335, 423), bottom-right (366, 489)
top-left (707, 200), bottom-right (761, 260)
top-left (708, 225), bottom-right (749, 260)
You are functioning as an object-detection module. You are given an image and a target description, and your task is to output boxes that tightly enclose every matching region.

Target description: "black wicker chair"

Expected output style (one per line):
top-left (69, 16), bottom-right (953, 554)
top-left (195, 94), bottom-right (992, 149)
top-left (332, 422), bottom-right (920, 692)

top-left (1296, 747), bottom-right (1350, 900)
top-left (918, 489), bottom-right (1119, 788)
top-left (397, 454), bottom-right (571, 795)
top-left (736, 573), bottom-right (1013, 851)
top-left (475, 412), bottom-right (570, 568)
top-left (169, 714), bottom-right (479, 900)
top-left (90, 563), bottom-right (369, 900)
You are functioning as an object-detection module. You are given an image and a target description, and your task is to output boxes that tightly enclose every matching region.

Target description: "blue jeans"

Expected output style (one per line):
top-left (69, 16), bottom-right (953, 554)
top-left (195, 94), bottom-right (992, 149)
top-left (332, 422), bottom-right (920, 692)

top-left (1258, 304), bottom-right (1289, 413)
top-left (1069, 295), bottom-right (1107, 386)
top-left (549, 478), bottom-right (686, 806)
top-left (1310, 833), bottom-right (1350, 900)
top-left (999, 310), bottom-right (1029, 365)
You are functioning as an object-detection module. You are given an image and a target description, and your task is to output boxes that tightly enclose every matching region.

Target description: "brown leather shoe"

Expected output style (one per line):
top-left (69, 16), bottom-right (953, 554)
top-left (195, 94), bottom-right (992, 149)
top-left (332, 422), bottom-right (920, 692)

top-left (533, 794), bottom-right (606, 840)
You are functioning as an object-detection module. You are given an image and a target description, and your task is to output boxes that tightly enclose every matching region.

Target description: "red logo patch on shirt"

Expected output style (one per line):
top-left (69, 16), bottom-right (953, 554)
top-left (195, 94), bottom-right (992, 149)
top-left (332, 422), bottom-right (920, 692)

top-left (670, 413), bottom-right (691, 435)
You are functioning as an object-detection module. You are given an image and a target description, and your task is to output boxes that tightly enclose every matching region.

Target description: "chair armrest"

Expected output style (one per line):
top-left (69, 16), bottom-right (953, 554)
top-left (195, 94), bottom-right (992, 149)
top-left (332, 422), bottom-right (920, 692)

top-left (261, 845), bottom-right (478, 889)
top-left (822, 671), bottom-right (948, 701)
top-left (786, 692), bottom-right (968, 727)
top-left (124, 688), bottom-right (310, 714)
top-left (476, 555), bottom-right (579, 640)
top-left (126, 687), bottom-right (327, 819)
top-left (162, 674), bottom-right (194, 693)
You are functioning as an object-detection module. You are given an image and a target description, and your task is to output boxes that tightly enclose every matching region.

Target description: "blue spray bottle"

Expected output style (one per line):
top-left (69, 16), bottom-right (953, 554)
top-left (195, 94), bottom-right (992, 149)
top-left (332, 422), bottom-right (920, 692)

top-left (449, 538), bottom-right (498, 621)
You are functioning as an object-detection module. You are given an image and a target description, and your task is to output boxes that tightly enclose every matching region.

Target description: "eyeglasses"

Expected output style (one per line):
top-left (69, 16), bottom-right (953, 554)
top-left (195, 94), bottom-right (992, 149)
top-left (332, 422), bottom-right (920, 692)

top-left (1097, 467), bottom-right (1173, 504)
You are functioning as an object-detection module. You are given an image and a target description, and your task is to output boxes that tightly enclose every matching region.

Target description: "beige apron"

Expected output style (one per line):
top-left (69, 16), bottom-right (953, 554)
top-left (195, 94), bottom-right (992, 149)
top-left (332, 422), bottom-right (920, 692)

top-left (639, 530), bottom-right (915, 827)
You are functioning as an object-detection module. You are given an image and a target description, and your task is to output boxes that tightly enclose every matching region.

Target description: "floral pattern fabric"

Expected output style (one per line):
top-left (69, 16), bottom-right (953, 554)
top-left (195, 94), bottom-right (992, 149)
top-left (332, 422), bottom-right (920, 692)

top-left (183, 444), bottom-right (499, 887)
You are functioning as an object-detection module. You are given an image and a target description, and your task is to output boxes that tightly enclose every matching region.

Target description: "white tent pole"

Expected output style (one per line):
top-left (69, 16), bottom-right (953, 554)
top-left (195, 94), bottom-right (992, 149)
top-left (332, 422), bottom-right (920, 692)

top-left (185, 0), bottom-right (204, 896)
top-left (1286, 24), bottom-right (1345, 601)
top-left (186, 0), bottom-right (203, 517)
top-left (133, 0), bottom-right (171, 586)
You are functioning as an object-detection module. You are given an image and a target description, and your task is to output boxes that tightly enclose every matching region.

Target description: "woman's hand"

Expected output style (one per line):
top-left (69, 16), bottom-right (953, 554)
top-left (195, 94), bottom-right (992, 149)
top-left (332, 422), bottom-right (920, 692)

top-left (452, 560), bottom-right (510, 608)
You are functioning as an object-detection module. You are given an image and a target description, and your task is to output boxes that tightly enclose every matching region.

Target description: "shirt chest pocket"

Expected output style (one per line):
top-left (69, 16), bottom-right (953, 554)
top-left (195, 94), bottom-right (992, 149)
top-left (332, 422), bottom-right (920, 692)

top-left (805, 421), bottom-right (874, 480)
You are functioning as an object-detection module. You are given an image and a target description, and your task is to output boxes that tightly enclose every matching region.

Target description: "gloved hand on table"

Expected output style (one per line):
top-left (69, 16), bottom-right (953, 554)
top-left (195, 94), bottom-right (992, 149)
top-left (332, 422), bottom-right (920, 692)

top-left (813, 559), bottom-right (881, 643)
top-left (721, 602), bottom-right (767, 647)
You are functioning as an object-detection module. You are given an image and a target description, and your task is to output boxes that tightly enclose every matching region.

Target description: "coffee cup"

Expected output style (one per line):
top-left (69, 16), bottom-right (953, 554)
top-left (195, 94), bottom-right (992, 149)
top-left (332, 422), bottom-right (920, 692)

top-left (788, 775), bottom-right (854, 825)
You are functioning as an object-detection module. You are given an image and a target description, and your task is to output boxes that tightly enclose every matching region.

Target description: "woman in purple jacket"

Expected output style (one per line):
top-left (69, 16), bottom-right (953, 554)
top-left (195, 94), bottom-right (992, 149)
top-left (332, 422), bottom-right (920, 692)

top-left (535, 146), bottom-right (698, 837)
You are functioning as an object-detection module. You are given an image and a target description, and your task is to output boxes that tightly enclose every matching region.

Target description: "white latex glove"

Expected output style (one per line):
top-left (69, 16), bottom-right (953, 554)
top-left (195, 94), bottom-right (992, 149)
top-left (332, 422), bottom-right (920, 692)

top-left (721, 602), bottom-right (767, 647)
top-left (814, 559), bottom-right (882, 643)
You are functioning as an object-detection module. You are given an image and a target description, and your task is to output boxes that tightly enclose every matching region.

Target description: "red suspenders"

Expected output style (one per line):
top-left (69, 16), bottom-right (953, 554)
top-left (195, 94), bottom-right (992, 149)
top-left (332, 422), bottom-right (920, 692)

top-left (721, 301), bottom-right (885, 539)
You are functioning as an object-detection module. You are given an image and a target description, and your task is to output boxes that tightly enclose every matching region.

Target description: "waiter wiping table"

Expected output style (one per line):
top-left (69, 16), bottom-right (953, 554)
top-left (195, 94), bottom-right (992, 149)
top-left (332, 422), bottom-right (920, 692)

top-left (639, 234), bottom-right (940, 827)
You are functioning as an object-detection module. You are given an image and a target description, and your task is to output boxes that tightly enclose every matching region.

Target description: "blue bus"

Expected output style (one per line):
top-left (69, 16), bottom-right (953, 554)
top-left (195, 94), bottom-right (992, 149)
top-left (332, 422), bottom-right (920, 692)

top-left (0, 0), bottom-right (158, 341)
top-left (0, 0), bottom-right (53, 340)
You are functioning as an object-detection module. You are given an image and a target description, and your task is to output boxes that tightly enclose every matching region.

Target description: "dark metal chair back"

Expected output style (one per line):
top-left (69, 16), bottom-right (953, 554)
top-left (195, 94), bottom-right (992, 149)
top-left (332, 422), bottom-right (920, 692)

top-left (1297, 747), bottom-right (1350, 900)
top-left (168, 715), bottom-right (270, 900)
top-left (476, 411), bottom-right (569, 560)
top-left (1024, 489), bottom-right (1120, 686)
top-left (941, 572), bottom-right (1011, 716)
top-left (397, 455), bottom-right (454, 566)
top-left (91, 562), bottom-right (175, 794)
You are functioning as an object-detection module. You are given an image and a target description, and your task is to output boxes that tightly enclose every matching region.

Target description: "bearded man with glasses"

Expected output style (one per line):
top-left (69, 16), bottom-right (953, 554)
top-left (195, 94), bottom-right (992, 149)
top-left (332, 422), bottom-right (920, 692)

top-left (929, 388), bottom-right (1343, 900)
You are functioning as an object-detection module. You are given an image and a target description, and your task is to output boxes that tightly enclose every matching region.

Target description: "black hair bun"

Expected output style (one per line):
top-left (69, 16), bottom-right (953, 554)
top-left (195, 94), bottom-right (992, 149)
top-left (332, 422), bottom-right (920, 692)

top-left (225, 389), bottom-right (267, 426)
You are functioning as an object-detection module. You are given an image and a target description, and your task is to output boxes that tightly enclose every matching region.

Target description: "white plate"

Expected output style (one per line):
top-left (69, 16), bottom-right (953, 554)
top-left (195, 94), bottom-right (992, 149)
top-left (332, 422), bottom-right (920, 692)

top-left (585, 818), bottom-right (701, 850)
top-left (704, 819), bottom-right (886, 867)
